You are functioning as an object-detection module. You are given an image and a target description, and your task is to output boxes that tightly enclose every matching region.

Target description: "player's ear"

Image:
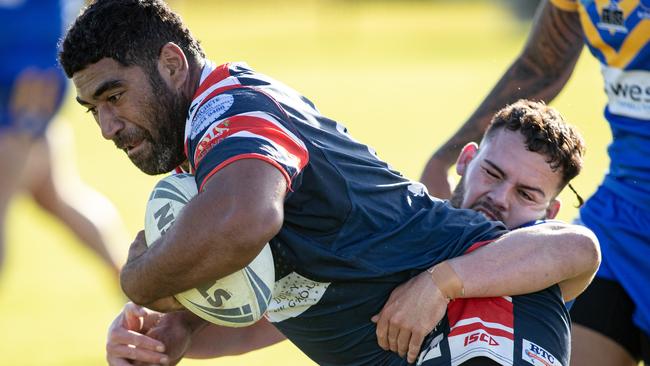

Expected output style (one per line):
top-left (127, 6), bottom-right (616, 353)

top-left (157, 42), bottom-right (189, 91)
top-left (546, 198), bottom-right (561, 219)
top-left (456, 142), bottom-right (478, 176)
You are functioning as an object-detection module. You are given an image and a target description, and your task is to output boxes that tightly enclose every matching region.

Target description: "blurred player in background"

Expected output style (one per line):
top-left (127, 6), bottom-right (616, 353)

top-left (420, 1), bottom-right (650, 364)
top-left (60, 1), bottom-right (598, 365)
top-left (0, 0), bottom-right (125, 276)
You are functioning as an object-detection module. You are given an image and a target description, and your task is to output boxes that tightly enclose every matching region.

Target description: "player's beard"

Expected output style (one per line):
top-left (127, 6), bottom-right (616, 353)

top-left (118, 70), bottom-right (189, 175)
top-left (449, 175), bottom-right (465, 209)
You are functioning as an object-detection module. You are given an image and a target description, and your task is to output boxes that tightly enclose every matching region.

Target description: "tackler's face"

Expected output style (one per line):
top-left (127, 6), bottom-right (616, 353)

top-left (451, 129), bottom-right (562, 229)
top-left (73, 58), bottom-right (186, 175)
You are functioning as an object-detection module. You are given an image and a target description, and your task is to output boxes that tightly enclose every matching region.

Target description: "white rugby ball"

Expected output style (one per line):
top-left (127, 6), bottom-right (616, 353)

top-left (144, 173), bottom-right (275, 327)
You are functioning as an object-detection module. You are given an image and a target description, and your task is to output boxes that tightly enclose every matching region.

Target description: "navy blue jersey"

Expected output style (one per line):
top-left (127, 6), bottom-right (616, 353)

top-left (184, 61), bottom-right (507, 365)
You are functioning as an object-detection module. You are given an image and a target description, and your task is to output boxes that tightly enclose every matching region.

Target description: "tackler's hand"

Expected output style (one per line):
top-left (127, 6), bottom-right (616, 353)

top-left (372, 270), bottom-right (449, 364)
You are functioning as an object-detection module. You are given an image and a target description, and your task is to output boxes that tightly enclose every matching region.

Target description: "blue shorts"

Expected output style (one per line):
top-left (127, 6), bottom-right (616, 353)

top-left (576, 185), bottom-right (650, 334)
top-left (0, 66), bottom-right (67, 137)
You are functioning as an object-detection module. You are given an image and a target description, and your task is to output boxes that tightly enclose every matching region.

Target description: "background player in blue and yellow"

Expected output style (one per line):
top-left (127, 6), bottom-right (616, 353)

top-left (420, 0), bottom-right (650, 364)
top-left (60, 1), bottom-right (599, 365)
top-left (0, 0), bottom-right (124, 276)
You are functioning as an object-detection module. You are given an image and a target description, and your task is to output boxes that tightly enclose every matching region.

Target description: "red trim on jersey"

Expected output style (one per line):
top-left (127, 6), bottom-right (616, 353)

top-left (193, 114), bottom-right (309, 170)
top-left (193, 63), bottom-right (233, 99)
top-left (447, 296), bottom-right (514, 339)
top-left (197, 84), bottom-right (244, 110)
top-left (445, 238), bottom-right (515, 343)
top-left (448, 321), bottom-right (514, 340)
top-left (448, 297), bottom-right (514, 328)
top-left (198, 153), bottom-right (292, 192)
top-left (464, 238), bottom-right (497, 254)
top-left (184, 140), bottom-right (189, 166)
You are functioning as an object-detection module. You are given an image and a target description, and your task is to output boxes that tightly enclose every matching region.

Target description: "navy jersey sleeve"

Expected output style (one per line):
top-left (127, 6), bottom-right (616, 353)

top-left (187, 87), bottom-right (309, 192)
top-left (423, 202), bottom-right (509, 267)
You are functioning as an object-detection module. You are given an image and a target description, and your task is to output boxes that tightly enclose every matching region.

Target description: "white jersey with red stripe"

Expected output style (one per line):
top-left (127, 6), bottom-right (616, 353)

top-left (182, 60), bottom-right (508, 365)
top-left (418, 240), bottom-right (570, 366)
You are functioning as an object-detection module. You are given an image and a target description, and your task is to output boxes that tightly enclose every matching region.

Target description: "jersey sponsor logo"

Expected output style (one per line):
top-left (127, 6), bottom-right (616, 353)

top-left (266, 272), bottom-right (329, 322)
top-left (193, 119), bottom-right (231, 164)
top-left (190, 94), bottom-right (234, 139)
top-left (449, 330), bottom-right (514, 366)
top-left (464, 331), bottom-right (500, 346)
top-left (522, 339), bottom-right (562, 366)
top-left (602, 66), bottom-right (650, 120)
top-left (597, 1), bottom-right (627, 33)
top-left (447, 297), bottom-right (515, 366)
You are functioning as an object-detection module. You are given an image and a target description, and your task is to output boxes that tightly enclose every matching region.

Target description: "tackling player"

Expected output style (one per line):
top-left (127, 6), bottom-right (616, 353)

top-left (420, 1), bottom-right (650, 364)
top-left (374, 100), bottom-right (590, 365)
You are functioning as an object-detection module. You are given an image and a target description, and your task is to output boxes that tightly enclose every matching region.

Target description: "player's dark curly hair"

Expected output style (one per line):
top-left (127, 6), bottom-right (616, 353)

top-left (59, 0), bottom-right (205, 78)
top-left (484, 99), bottom-right (585, 191)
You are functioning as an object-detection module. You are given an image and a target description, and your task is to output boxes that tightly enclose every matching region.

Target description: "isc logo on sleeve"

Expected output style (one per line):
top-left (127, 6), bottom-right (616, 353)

top-left (522, 339), bottom-right (562, 366)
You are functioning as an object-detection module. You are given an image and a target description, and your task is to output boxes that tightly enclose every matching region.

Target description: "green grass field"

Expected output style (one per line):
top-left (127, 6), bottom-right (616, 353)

top-left (0, 1), bottom-right (609, 365)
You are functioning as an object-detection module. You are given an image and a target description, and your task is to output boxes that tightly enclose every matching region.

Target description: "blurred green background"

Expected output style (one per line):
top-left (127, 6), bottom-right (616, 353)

top-left (0, 0), bottom-right (608, 365)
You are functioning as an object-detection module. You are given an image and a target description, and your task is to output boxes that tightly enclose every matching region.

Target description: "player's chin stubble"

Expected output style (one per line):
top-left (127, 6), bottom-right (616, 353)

top-left (134, 74), bottom-right (190, 175)
top-left (449, 175), bottom-right (465, 209)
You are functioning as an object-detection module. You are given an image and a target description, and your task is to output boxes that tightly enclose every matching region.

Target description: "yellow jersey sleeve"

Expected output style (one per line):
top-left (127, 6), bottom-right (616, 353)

top-left (550, 0), bottom-right (579, 12)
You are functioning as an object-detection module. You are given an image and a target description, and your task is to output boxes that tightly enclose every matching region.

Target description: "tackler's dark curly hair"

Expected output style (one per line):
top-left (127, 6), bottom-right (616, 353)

top-left (59, 0), bottom-right (204, 78)
top-left (484, 99), bottom-right (585, 191)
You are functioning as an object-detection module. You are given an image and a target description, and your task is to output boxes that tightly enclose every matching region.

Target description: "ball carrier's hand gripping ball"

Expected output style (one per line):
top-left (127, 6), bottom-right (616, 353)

top-left (144, 173), bottom-right (275, 327)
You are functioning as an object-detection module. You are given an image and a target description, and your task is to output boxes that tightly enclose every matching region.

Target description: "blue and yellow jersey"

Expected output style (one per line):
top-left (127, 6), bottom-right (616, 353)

top-left (0, 0), bottom-right (82, 77)
top-left (552, 0), bottom-right (650, 207)
top-left (0, 0), bottom-right (81, 133)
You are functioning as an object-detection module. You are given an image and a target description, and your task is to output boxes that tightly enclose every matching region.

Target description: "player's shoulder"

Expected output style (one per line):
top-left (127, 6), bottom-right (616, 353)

top-left (192, 62), bottom-right (280, 112)
top-left (192, 61), bottom-right (269, 99)
top-left (188, 87), bottom-right (287, 142)
top-left (193, 86), bottom-right (280, 119)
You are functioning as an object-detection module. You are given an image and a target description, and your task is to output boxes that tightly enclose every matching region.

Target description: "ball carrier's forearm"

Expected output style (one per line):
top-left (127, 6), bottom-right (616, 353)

top-left (121, 160), bottom-right (286, 305)
top-left (422, 2), bottom-right (584, 185)
top-left (437, 223), bottom-right (600, 302)
top-left (148, 310), bottom-right (281, 359)
top-left (186, 317), bottom-right (286, 359)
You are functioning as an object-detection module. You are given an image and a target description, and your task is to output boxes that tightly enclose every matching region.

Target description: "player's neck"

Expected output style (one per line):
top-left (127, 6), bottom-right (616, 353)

top-left (186, 58), bottom-right (205, 97)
